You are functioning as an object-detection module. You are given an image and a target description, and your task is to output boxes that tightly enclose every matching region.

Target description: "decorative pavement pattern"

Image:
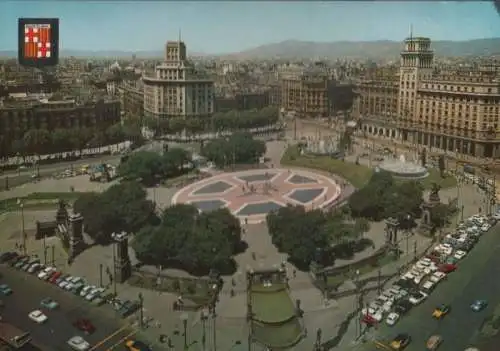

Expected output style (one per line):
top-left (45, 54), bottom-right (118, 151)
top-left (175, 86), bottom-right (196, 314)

top-left (171, 169), bottom-right (342, 223)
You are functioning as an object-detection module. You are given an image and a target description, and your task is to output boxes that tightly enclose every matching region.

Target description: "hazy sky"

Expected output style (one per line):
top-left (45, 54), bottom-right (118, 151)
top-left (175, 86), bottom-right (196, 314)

top-left (1, 1), bottom-right (499, 53)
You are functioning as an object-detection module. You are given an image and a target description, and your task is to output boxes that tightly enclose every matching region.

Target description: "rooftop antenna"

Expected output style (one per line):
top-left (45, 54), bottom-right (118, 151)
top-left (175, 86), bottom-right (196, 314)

top-left (178, 28), bottom-right (182, 43)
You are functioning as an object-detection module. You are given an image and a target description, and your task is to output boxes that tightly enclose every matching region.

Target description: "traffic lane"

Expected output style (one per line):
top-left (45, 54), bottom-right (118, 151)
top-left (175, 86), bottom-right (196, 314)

top-left (0, 266), bottom-right (135, 350)
top-left (363, 225), bottom-right (500, 351)
top-left (0, 155), bottom-right (120, 180)
top-left (430, 245), bottom-right (500, 351)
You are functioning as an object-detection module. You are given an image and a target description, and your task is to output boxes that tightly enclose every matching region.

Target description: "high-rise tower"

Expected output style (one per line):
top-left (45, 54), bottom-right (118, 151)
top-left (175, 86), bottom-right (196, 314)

top-left (398, 33), bottom-right (434, 142)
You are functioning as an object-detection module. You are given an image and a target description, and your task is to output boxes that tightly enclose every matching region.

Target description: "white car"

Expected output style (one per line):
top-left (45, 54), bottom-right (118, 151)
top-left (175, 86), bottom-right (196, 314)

top-left (37, 267), bottom-right (55, 279)
top-left (85, 288), bottom-right (105, 301)
top-left (66, 277), bottom-right (83, 291)
top-left (414, 272), bottom-right (429, 285)
top-left (67, 336), bottom-right (90, 351)
top-left (28, 310), bottom-right (48, 324)
top-left (437, 244), bottom-right (453, 256)
top-left (454, 250), bottom-right (467, 260)
top-left (59, 277), bottom-right (73, 289)
top-left (386, 312), bottom-right (400, 326)
top-left (421, 280), bottom-right (435, 293)
top-left (409, 291), bottom-right (428, 305)
top-left (402, 270), bottom-right (417, 280)
top-left (80, 285), bottom-right (94, 297)
top-left (381, 300), bottom-right (394, 313)
top-left (429, 271), bottom-right (447, 283)
top-left (481, 224), bottom-right (491, 232)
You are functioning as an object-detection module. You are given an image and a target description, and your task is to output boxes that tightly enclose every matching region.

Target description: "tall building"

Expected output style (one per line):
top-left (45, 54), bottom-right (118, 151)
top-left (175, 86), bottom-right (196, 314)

top-left (142, 41), bottom-right (214, 120)
top-left (355, 35), bottom-right (500, 158)
top-left (280, 67), bottom-right (330, 118)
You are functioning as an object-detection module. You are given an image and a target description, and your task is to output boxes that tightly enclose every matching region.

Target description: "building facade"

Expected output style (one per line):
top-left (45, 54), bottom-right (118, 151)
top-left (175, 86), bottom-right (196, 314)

top-left (280, 68), bottom-right (330, 118)
top-left (0, 97), bottom-right (120, 156)
top-left (142, 41), bottom-right (214, 120)
top-left (354, 36), bottom-right (500, 158)
top-left (215, 90), bottom-right (270, 113)
top-left (118, 79), bottom-right (144, 120)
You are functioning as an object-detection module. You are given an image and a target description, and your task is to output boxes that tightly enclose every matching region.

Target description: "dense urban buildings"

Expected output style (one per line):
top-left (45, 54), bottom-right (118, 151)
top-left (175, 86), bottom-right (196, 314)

top-left (0, 96), bottom-right (120, 156)
top-left (354, 36), bottom-right (500, 158)
top-left (142, 41), bottom-right (214, 120)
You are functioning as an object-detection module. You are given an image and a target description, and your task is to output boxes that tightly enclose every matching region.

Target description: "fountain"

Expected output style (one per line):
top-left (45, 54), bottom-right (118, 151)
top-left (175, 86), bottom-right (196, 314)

top-left (378, 153), bottom-right (429, 179)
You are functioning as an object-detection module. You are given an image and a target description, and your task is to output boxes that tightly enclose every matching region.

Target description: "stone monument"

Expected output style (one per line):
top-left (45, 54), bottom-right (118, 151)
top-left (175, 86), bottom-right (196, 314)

top-left (385, 217), bottom-right (400, 246)
top-left (68, 213), bottom-right (85, 259)
top-left (112, 231), bottom-right (132, 283)
top-left (419, 183), bottom-right (441, 235)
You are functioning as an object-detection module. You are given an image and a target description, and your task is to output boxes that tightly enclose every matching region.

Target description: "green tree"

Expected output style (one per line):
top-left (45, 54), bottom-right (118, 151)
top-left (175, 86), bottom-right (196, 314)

top-left (132, 203), bottom-right (241, 275)
top-left (201, 132), bottom-right (266, 169)
top-left (162, 148), bottom-right (191, 178)
top-left (74, 181), bottom-right (157, 244)
top-left (23, 129), bottom-right (51, 156)
top-left (429, 203), bottom-right (450, 229)
top-left (267, 205), bottom-right (331, 270)
top-left (51, 129), bottom-right (71, 154)
top-left (117, 151), bottom-right (164, 185)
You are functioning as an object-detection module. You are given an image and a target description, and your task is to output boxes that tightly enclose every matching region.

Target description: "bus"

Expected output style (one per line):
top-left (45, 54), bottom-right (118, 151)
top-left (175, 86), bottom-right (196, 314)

top-left (0, 322), bottom-right (31, 349)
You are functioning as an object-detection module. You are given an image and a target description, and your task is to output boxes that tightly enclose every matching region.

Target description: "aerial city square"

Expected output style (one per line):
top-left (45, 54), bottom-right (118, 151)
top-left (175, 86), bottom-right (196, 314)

top-left (0, 1), bottom-right (500, 350)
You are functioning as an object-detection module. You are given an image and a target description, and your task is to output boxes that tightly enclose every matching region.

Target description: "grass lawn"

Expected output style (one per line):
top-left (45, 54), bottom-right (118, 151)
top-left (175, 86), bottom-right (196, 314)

top-left (281, 145), bottom-right (373, 188)
top-left (160, 170), bottom-right (202, 188)
top-left (419, 168), bottom-right (457, 189)
top-left (250, 282), bottom-right (304, 348)
top-left (281, 145), bottom-right (457, 190)
top-left (250, 283), bottom-right (296, 324)
top-left (325, 254), bottom-right (396, 288)
top-left (252, 319), bottom-right (303, 349)
top-left (0, 192), bottom-right (87, 214)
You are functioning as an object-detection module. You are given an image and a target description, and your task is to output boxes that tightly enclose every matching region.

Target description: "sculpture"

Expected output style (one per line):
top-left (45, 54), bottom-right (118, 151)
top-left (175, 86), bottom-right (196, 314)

top-left (399, 154), bottom-right (406, 163)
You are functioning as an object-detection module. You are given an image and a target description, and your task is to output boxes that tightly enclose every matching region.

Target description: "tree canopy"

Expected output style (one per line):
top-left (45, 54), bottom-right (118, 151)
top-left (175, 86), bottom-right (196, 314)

top-left (73, 181), bottom-right (158, 244)
top-left (5, 122), bottom-right (144, 158)
top-left (143, 107), bottom-right (279, 135)
top-left (132, 204), bottom-right (242, 275)
top-left (348, 171), bottom-right (423, 222)
top-left (117, 148), bottom-right (191, 185)
top-left (266, 205), bottom-right (371, 270)
top-left (201, 132), bottom-right (266, 169)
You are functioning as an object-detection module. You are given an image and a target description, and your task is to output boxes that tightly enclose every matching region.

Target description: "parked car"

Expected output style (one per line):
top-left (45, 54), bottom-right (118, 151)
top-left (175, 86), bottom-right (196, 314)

top-left (40, 298), bottom-right (59, 310)
top-left (409, 291), bottom-right (428, 305)
top-left (73, 318), bottom-right (95, 335)
top-left (0, 284), bottom-right (12, 296)
top-left (67, 336), bottom-right (90, 351)
top-left (28, 310), bottom-right (48, 324)
top-left (38, 267), bottom-right (55, 279)
top-left (386, 312), bottom-right (400, 326)
top-left (0, 252), bottom-right (18, 263)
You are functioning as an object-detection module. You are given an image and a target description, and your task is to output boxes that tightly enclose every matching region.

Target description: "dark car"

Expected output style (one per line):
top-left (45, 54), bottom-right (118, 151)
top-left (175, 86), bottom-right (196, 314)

top-left (73, 318), bottom-right (96, 335)
top-left (10, 255), bottom-right (28, 267)
top-left (395, 300), bottom-right (413, 315)
top-left (0, 252), bottom-right (18, 263)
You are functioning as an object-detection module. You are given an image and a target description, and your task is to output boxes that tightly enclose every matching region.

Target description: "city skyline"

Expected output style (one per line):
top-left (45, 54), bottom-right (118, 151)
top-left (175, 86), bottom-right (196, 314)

top-left (0, 1), bottom-right (499, 54)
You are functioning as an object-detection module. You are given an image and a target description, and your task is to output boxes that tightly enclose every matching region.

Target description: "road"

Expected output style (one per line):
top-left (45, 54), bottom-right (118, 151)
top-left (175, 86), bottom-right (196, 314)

top-left (350, 223), bottom-right (500, 351)
top-left (0, 266), bottom-right (137, 350)
top-left (0, 155), bottom-right (122, 190)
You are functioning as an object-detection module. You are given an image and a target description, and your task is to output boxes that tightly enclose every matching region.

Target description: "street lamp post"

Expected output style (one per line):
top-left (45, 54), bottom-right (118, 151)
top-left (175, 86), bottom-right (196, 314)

top-left (180, 313), bottom-right (189, 350)
top-left (138, 292), bottom-right (144, 329)
top-left (200, 310), bottom-right (208, 351)
top-left (17, 199), bottom-right (26, 255)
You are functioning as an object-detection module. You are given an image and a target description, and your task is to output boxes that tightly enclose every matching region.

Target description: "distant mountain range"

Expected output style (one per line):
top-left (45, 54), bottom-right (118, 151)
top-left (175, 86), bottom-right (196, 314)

top-left (1, 38), bottom-right (500, 60)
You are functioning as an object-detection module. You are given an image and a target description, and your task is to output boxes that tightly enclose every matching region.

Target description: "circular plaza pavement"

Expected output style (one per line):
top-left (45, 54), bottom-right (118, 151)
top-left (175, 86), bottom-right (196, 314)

top-left (171, 168), bottom-right (342, 224)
